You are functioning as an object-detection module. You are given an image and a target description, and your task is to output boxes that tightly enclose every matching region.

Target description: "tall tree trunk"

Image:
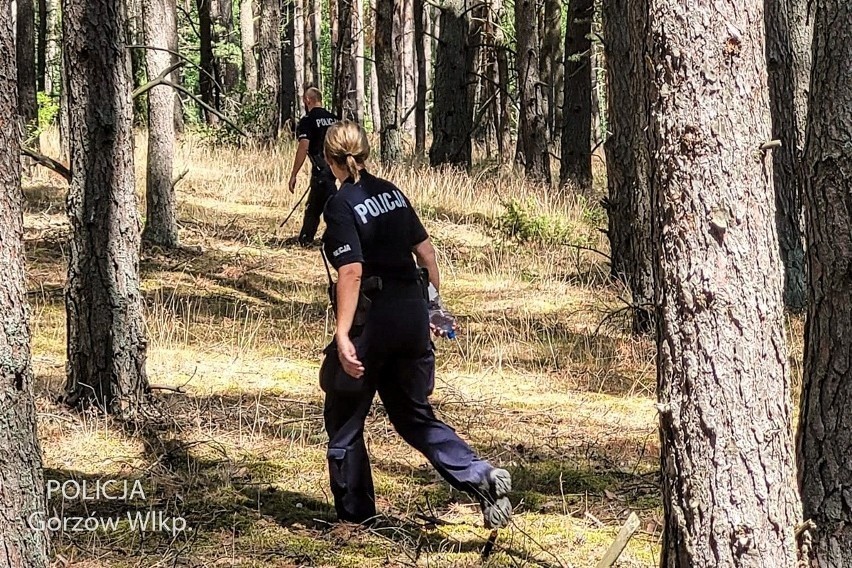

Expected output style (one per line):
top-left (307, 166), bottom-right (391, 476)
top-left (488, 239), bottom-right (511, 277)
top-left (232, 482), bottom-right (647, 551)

top-left (142, 0), bottom-right (179, 248)
top-left (59, 49), bottom-right (69, 157)
top-left (44, 0), bottom-right (58, 95)
top-left (0, 8), bottom-right (49, 565)
top-left (37, 0), bottom-right (46, 92)
top-left (797, 1), bottom-right (852, 565)
top-left (644, 0), bottom-right (802, 565)
top-left (375, 0), bottom-right (402, 162)
top-left (402, 0), bottom-right (415, 134)
top-left (197, 0), bottom-right (216, 122)
top-left (308, 0), bottom-right (322, 90)
top-left (126, 0), bottom-right (147, 122)
top-left (332, 0), bottom-right (355, 119)
top-left (539, 0), bottom-right (561, 141)
top-left (560, 0), bottom-right (593, 191)
top-left (514, 0), bottom-right (549, 182)
top-left (241, 0), bottom-right (257, 91)
top-left (217, 0), bottom-right (239, 93)
top-left (430, 0), bottom-right (472, 168)
top-left (17, 0), bottom-right (38, 132)
top-left (303, 0), bottom-right (316, 87)
top-left (281, 0), bottom-right (296, 129)
top-left (370, 47), bottom-right (381, 131)
top-left (765, 0), bottom-right (810, 312)
top-left (62, 0), bottom-right (151, 416)
top-left (294, 0), bottom-right (305, 106)
top-left (353, 0), bottom-right (364, 123)
top-left (494, 0), bottom-right (509, 161)
top-left (602, 0), bottom-right (653, 334)
top-left (257, 0), bottom-right (281, 139)
top-left (413, 0), bottom-right (426, 154)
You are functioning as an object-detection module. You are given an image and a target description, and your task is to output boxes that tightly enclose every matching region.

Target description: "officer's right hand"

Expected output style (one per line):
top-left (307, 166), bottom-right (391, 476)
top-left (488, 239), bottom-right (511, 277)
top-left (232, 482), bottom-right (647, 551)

top-left (337, 335), bottom-right (365, 379)
top-left (288, 174), bottom-right (297, 194)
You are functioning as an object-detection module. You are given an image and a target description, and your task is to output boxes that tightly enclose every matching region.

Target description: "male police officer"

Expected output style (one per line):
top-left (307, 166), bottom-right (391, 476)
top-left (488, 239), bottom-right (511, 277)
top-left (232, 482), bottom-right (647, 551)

top-left (288, 87), bottom-right (339, 246)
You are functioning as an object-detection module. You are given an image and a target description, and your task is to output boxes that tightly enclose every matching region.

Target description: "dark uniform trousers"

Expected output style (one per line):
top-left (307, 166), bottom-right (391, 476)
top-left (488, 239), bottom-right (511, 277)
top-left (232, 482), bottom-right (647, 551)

top-left (299, 164), bottom-right (338, 244)
top-left (323, 289), bottom-right (492, 522)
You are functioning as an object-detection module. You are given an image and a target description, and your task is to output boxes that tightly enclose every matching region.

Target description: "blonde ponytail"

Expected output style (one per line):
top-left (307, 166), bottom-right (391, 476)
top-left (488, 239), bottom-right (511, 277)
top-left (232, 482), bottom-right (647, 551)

top-left (324, 120), bottom-right (370, 182)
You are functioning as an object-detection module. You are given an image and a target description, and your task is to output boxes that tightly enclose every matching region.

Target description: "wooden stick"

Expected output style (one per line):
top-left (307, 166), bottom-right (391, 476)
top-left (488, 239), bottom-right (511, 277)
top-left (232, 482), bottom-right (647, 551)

top-left (596, 512), bottom-right (641, 568)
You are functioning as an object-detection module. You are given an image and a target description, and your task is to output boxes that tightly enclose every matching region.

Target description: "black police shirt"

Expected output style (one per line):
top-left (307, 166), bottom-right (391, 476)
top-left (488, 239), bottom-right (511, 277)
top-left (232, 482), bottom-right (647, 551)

top-left (322, 171), bottom-right (428, 280)
top-left (296, 107), bottom-right (339, 164)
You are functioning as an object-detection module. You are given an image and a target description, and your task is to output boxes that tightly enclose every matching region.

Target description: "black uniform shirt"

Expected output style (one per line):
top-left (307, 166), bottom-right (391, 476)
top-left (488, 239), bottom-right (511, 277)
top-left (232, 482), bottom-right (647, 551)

top-left (296, 107), bottom-right (339, 168)
top-left (322, 171), bottom-right (428, 280)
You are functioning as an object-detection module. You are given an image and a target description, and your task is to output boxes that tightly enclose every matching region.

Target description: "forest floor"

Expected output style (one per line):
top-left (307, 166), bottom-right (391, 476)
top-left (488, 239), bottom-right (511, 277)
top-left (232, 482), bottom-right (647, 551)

top-left (21, 131), bottom-right (804, 567)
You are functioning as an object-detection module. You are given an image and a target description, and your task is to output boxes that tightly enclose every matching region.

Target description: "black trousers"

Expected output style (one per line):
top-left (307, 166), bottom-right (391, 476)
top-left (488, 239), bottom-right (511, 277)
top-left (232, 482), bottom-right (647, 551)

top-left (298, 168), bottom-right (337, 244)
top-left (322, 295), bottom-right (493, 522)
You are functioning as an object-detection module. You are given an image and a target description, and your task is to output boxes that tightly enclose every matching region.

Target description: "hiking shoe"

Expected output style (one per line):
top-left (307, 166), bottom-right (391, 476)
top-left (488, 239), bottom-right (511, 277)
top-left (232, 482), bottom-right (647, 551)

top-left (478, 468), bottom-right (512, 529)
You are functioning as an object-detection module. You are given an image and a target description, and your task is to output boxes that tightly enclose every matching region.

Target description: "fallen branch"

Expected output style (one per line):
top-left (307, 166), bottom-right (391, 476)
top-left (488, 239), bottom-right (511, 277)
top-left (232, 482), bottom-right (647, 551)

top-left (595, 511), bottom-right (641, 568)
top-left (148, 384), bottom-right (187, 394)
top-left (21, 147), bottom-right (71, 181)
top-left (156, 80), bottom-right (248, 137)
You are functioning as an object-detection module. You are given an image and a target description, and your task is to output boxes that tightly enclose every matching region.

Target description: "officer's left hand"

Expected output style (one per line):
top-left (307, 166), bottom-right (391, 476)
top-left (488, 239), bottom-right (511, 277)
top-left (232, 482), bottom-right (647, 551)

top-left (337, 335), bottom-right (365, 379)
top-left (288, 174), bottom-right (297, 194)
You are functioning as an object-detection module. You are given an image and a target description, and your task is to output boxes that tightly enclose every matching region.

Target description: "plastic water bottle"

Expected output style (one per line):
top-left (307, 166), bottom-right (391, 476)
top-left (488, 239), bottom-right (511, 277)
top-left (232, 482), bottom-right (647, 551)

top-left (428, 293), bottom-right (457, 339)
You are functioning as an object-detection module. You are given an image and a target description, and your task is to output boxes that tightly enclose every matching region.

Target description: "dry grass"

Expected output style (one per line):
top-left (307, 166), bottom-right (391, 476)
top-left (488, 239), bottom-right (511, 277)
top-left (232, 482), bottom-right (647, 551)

top-left (21, 126), bottom-right (777, 567)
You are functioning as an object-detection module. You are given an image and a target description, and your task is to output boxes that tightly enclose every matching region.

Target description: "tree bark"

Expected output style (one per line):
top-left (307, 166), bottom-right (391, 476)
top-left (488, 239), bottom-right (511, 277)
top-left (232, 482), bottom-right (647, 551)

top-left (281, 0), bottom-right (297, 128)
top-left (142, 0), bottom-right (179, 248)
top-left (494, 0), bottom-right (509, 161)
top-left (307, 0), bottom-right (322, 90)
top-left (17, 0), bottom-right (38, 130)
top-left (539, 0), bottom-right (561, 141)
top-left (257, 0), bottom-right (281, 139)
top-left (402, 0), bottom-right (415, 134)
top-left (765, 0), bottom-right (810, 312)
top-left (241, 0), bottom-right (257, 92)
top-left (0, 8), bottom-right (49, 565)
top-left (37, 0), bottom-right (46, 92)
top-left (797, 1), bottom-right (852, 565)
top-left (59, 48), bottom-right (69, 157)
top-left (332, 0), bottom-right (355, 119)
top-left (353, 0), bottom-right (365, 124)
top-left (413, 0), bottom-right (426, 155)
top-left (216, 0), bottom-right (240, 93)
top-left (44, 0), bottom-right (59, 95)
top-left (303, 0), bottom-right (316, 87)
top-left (62, 0), bottom-right (151, 416)
top-left (514, 0), bottom-right (549, 182)
top-left (370, 44), bottom-right (381, 132)
top-left (375, 0), bottom-right (402, 162)
top-left (430, 0), bottom-right (472, 168)
top-left (294, 0), bottom-right (305, 105)
top-left (602, 0), bottom-right (653, 334)
top-left (560, 0), bottom-right (593, 191)
top-left (644, 0), bottom-right (802, 565)
top-left (197, 0), bottom-right (216, 122)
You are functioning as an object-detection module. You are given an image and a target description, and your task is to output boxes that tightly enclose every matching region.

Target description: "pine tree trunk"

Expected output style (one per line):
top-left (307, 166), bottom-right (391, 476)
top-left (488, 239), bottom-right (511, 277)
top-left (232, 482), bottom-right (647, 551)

top-left (218, 0), bottom-right (240, 93)
top-left (281, 0), bottom-right (296, 128)
top-left (37, 0), bottom-right (46, 92)
top-left (375, 0), bottom-right (402, 162)
top-left (353, 0), bottom-right (364, 124)
top-left (539, 0), bottom-right (561, 141)
top-left (494, 0), bottom-right (510, 161)
top-left (402, 0), bottom-right (415, 134)
top-left (257, 0), bottom-right (281, 139)
top-left (430, 0), bottom-right (472, 168)
top-left (197, 0), bottom-right (216, 122)
top-left (142, 0), bottom-right (179, 248)
top-left (309, 0), bottom-right (322, 90)
top-left (514, 0), bottom-right (549, 182)
top-left (560, 0), bottom-right (593, 191)
top-left (413, 0), bottom-right (426, 155)
top-left (294, 0), bottom-right (305, 103)
top-left (0, 10), bottom-right (49, 565)
top-left (765, 0), bottom-right (810, 312)
top-left (797, 1), bottom-right (852, 565)
top-left (62, 0), bottom-right (151, 416)
top-left (332, 0), bottom-right (355, 119)
top-left (59, 51), bottom-right (69, 157)
top-left (126, 0), bottom-right (148, 122)
top-left (303, 0), bottom-right (316, 87)
top-left (602, 0), bottom-right (653, 334)
top-left (241, 0), bottom-right (258, 92)
top-left (17, 0), bottom-right (38, 129)
top-left (44, 0), bottom-right (58, 95)
top-left (370, 48), bottom-right (381, 131)
top-left (644, 0), bottom-right (802, 564)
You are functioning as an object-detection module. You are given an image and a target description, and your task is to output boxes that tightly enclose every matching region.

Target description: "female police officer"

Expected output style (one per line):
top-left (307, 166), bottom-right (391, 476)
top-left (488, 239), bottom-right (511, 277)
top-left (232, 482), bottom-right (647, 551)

top-left (319, 120), bottom-right (512, 528)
